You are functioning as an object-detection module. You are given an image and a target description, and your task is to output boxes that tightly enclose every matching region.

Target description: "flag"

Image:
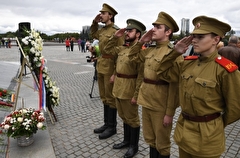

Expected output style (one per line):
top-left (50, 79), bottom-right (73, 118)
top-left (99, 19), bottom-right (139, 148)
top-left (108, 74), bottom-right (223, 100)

top-left (33, 72), bottom-right (39, 91)
top-left (11, 94), bottom-right (15, 102)
top-left (42, 76), bottom-right (46, 111)
top-left (39, 58), bottom-right (46, 111)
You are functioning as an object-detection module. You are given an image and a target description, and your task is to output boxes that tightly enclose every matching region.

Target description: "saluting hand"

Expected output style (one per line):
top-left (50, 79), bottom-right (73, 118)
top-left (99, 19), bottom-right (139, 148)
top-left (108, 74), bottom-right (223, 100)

top-left (94, 14), bottom-right (102, 23)
top-left (114, 28), bottom-right (126, 37)
top-left (174, 36), bottom-right (193, 54)
top-left (139, 29), bottom-right (153, 43)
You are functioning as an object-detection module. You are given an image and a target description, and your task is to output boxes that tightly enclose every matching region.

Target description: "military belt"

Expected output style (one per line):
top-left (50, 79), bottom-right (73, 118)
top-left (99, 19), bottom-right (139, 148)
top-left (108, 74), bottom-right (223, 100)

top-left (101, 54), bottom-right (114, 59)
top-left (181, 112), bottom-right (221, 122)
top-left (143, 78), bottom-right (169, 85)
top-left (116, 73), bottom-right (138, 79)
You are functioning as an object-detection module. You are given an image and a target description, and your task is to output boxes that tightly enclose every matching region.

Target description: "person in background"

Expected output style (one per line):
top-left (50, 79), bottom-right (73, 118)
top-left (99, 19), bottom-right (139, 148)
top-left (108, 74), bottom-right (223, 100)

top-left (128, 12), bottom-right (180, 158)
top-left (90, 3), bottom-right (124, 140)
top-left (77, 38), bottom-right (82, 51)
top-left (92, 38), bottom-right (99, 48)
top-left (8, 38), bottom-right (11, 48)
top-left (104, 19), bottom-right (146, 158)
top-left (81, 39), bottom-right (86, 53)
top-left (90, 38), bottom-right (100, 59)
top-left (156, 15), bottom-right (240, 158)
top-left (70, 38), bottom-right (74, 51)
top-left (5, 39), bottom-right (8, 48)
top-left (89, 42), bottom-right (100, 80)
top-left (65, 38), bottom-right (70, 51)
top-left (237, 39), bottom-right (240, 48)
top-left (1, 38), bottom-right (4, 47)
top-left (90, 38), bottom-right (100, 80)
top-left (85, 40), bottom-right (91, 52)
top-left (217, 40), bottom-right (224, 50)
top-left (218, 35), bottom-right (240, 70)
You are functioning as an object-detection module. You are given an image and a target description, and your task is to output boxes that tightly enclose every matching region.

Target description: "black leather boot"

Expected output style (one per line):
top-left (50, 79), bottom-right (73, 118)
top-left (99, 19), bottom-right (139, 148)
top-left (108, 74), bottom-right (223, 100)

top-left (150, 146), bottom-right (159, 158)
top-left (124, 126), bottom-right (140, 158)
top-left (113, 123), bottom-right (130, 149)
top-left (99, 107), bottom-right (117, 139)
top-left (158, 154), bottom-right (170, 158)
top-left (94, 104), bottom-right (108, 133)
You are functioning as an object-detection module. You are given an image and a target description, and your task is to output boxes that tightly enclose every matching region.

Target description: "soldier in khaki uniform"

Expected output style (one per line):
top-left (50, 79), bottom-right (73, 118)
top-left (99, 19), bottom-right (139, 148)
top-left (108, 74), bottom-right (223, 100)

top-left (155, 16), bottom-right (240, 157)
top-left (103, 19), bottom-right (146, 158)
top-left (128, 12), bottom-right (180, 158)
top-left (90, 3), bottom-right (124, 139)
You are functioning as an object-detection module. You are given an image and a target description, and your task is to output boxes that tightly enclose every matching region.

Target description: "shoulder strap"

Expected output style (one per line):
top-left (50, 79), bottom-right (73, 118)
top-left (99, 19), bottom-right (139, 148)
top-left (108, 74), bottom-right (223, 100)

top-left (215, 56), bottom-right (238, 72)
top-left (113, 24), bottom-right (120, 30)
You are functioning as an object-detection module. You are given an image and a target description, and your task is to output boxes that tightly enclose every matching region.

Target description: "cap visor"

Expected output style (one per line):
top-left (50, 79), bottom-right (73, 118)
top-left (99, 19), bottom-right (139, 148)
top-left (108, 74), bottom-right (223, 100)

top-left (191, 30), bottom-right (211, 35)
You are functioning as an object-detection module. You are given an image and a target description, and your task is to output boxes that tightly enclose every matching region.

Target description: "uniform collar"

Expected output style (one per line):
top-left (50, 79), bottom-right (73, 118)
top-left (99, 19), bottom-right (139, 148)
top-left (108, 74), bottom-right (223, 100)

top-left (103, 22), bottom-right (114, 29)
top-left (198, 50), bottom-right (218, 63)
top-left (124, 41), bottom-right (137, 47)
top-left (156, 40), bottom-right (170, 48)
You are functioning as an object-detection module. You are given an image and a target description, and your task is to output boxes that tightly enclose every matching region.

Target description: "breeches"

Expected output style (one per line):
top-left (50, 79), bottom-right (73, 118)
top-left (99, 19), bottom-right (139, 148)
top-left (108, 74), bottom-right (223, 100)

top-left (115, 98), bottom-right (140, 127)
top-left (97, 73), bottom-right (116, 108)
top-left (142, 107), bottom-right (172, 155)
top-left (179, 148), bottom-right (220, 158)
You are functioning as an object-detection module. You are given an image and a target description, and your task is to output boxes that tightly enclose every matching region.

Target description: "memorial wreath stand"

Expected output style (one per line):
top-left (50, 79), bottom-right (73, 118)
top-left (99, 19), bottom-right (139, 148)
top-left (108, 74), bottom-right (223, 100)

top-left (14, 37), bottom-right (57, 124)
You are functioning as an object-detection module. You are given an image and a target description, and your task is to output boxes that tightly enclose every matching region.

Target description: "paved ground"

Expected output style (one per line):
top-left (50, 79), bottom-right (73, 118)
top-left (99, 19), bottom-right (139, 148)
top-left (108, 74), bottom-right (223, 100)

top-left (0, 44), bottom-right (239, 158)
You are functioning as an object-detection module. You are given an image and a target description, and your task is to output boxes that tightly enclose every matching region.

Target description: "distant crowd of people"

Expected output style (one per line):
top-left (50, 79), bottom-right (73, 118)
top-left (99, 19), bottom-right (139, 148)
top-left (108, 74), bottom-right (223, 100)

top-left (65, 37), bottom-right (94, 52)
top-left (0, 38), bottom-right (12, 48)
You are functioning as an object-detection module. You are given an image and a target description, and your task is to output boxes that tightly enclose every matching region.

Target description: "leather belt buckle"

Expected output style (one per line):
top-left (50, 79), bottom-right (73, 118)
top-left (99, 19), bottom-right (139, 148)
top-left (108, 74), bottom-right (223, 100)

top-left (181, 112), bottom-right (221, 122)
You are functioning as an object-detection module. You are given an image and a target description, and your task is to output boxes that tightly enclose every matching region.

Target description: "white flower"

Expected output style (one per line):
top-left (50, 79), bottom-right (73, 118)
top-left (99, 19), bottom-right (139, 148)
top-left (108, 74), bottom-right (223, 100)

top-left (36, 52), bottom-right (42, 57)
top-left (10, 118), bottom-right (14, 123)
top-left (43, 67), bottom-right (48, 73)
top-left (4, 124), bottom-right (10, 130)
top-left (39, 56), bottom-right (44, 60)
top-left (17, 117), bottom-right (23, 123)
top-left (37, 122), bottom-right (43, 129)
top-left (33, 57), bottom-right (39, 62)
top-left (21, 109), bottom-right (28, 114)
top-left (31, 40), bottom-right (36, 46)
top-left (53, 86), bottom-right (59, 98)
top-left (30, 47), bottom-right (36, 53)
top-left (25, 124), bottom-right (30, 130)
top-left (22, 38), bottom-right (29, 45)
top-left (40, 112), bottom-right (44, 117)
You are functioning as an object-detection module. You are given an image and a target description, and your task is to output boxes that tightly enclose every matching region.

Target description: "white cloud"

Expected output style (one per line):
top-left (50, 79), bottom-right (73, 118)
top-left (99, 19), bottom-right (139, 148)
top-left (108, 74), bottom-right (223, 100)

top-left (0, 0), bottom-right (239, 35)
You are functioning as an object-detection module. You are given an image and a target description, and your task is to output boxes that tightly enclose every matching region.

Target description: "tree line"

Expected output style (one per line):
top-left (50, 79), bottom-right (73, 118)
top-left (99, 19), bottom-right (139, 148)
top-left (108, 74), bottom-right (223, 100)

top-left (0, 28), bottom-right (235, 43)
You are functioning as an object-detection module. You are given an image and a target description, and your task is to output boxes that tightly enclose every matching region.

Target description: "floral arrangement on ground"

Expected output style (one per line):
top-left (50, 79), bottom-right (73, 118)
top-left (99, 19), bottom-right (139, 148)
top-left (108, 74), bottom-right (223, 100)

top-left (0, 88), bottom-right (14, 107)
top-left (21, 29), bottom-right (60, 109)
top-left (0, 108), bottom-right (46, 138)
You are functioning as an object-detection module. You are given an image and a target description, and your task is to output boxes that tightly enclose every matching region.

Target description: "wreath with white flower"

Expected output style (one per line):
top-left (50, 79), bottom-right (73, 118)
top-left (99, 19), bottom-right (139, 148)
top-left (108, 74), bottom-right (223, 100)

top-left (21, 29), bottom-right (60, 109)
top-left (0, 108), bottom-right (46, 138)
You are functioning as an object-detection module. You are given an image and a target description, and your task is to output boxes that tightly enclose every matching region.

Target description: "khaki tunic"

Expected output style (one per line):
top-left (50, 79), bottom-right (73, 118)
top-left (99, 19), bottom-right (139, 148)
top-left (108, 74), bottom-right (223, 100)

top-left (104, 36), bottom-right (143, 127)
top-left (128, 41), bottom-right (179, 154)
top-left (129, 41), bottom-right (179, 114)
top-left (157, 50), bottom-right (240, 157)
top-left (90, 21), bottom-right (124, 107)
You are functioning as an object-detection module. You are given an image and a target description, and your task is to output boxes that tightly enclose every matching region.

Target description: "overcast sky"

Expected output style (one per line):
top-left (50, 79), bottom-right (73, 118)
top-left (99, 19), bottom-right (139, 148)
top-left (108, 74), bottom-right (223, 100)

top-left (1, 0), bottom-right (240, 35)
